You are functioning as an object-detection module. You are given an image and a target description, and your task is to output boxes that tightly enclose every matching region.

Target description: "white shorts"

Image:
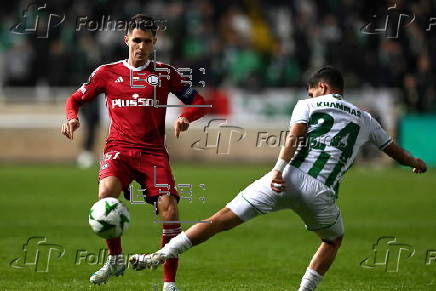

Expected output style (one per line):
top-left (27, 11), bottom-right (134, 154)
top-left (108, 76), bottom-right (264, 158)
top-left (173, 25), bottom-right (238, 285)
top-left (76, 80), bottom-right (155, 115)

top-left (226, 165), bottom-right (344, 241)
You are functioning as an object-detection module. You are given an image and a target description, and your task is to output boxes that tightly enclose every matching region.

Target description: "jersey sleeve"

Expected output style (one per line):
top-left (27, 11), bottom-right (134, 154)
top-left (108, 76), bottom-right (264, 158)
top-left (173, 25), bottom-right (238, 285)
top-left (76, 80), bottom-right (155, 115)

top-left (289, 100), bottom-right (310, 126)
top-left (367, 114), bottom-right (393, 150)
top-left (169, 66), bottom-right (198, 105)
top-left (65, 66), bottom-right (106, 120)
top-left (168, 66), bottom-right (210, 122)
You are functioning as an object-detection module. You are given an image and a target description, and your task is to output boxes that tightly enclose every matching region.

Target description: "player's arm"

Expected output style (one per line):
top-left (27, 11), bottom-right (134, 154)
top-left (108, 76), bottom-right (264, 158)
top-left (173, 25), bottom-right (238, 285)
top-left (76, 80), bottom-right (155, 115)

top-left (173, 91), bottom-right (209, 138)
top-left (271, 100), bottom-right (310, 192)
top-left (169, 67), bottom-right (210, 138)
top-left (383, 142), bottom-right (427, 173)
top-left (367, 113), bottom-right (427, 174)
top-left (271, 123), bottom-right (307, 192)
top-left (61, 67), bottom-right (105, 140)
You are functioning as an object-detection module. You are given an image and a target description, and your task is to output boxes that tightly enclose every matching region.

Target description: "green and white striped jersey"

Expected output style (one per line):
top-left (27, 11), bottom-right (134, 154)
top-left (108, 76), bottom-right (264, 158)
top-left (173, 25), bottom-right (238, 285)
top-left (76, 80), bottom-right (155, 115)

top-left (289, 94), bottom-right (392, 191)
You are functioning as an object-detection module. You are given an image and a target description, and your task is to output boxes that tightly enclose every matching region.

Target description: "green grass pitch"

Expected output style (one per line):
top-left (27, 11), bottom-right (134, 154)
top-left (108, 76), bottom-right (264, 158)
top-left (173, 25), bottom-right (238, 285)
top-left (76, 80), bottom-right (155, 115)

top-left (0, 164), bottom-right (435, 290)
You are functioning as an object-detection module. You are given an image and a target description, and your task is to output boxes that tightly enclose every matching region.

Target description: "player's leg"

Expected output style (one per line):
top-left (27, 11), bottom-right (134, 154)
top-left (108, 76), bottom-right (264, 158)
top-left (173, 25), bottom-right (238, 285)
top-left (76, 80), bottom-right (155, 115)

top-left (309, 235), bottom-right (343, 275)
top-left (298, 234), bottom-right (343, 291)
top-left (156, 194), bottom-right (182, 289)
top-left (291, 186), bottom-right (344, 291)
top-left (90, 176), bottom-right (126, 284)
top-left (90, 151), bottom-right (133, 285)
top-left (158, 207), bottom-right (244, 259)
top-left (184, 207), bottom-right (244, 245)
top-left (130, 206), bottom-right (244, 270)
top-left (130, 171), bottom-right (282, 270)
top-left (99, 175), bottom-right (122, 198)
top-left (99, 176), bottom-right (123, 255)
top-left (129, 152), bottom-right (184, 290)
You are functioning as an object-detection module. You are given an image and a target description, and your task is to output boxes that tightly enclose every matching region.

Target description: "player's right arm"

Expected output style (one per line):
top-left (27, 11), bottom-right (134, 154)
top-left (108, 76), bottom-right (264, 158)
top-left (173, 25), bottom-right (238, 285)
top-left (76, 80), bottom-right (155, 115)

top-left (383, 143), bottom-right (427, 173)
top-left (271, 123), bottom-right (307, 192)
top-left (271, 100), bottom-right (309, 192)
top-left (61, 66), bottom-right (106, 140)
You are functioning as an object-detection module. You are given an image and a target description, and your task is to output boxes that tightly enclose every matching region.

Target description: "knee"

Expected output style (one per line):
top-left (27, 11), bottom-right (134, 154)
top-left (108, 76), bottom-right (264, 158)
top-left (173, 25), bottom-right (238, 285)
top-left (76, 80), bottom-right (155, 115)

top-left (98, 187), bottom-right (119, 200)
top-left (210, 208), bottom-right (240, 232)
top-left (98, 177), bottom-right (122, 200)
top-left (324, 236), bottom-right (343, 249)
top-left (335, 236), bottom-right (343, 248)
top-left (98, 189), bottom-right (115, 200)
top-left (161, 206), bottom-right (177, 218)
top-left (213, 219), bottom-right (232, 231)
top-left (157, 195), bottom-right (178, 219)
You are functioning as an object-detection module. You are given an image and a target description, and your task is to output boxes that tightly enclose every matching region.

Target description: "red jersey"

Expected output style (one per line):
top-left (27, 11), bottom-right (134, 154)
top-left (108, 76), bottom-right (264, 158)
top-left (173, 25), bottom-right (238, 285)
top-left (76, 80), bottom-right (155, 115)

top-left (65, 59), bottom-right (209, 152)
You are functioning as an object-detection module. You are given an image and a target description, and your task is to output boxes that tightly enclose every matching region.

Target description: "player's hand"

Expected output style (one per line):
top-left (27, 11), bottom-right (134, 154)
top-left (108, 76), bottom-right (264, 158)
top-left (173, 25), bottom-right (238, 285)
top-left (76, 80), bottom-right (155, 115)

top-left (412, 158), bottom-right (427, 174)
top-left (61, 118), bottom-right (80, 140)
top-left (271, 170), bottom-right (287, 192)
top-left (174, 116), bottom-right (190, 138)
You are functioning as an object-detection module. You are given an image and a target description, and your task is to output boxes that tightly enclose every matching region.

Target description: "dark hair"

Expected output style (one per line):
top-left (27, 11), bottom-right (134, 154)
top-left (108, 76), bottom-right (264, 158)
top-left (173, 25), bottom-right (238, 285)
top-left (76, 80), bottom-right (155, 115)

top-left (307, 66), bottom-right (344, 92)
top-left (126, 14), bottom-right (157, 36)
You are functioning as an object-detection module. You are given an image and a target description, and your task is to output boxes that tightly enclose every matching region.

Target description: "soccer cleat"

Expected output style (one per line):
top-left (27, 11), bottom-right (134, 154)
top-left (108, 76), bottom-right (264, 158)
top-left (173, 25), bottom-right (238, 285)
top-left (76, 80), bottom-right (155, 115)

top-left (163, 282), bottom-right (180, 291)
top-left (89, 254), bottom-right (126, 285)
top-left (129, 253), bottom-right (167, 271)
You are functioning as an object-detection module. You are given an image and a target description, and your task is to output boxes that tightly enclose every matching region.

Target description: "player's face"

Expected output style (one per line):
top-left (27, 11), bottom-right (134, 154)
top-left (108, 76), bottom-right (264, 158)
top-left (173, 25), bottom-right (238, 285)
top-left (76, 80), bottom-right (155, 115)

top-left (307, 82), bottom-right (328, 98)
top-left (125, 29), bottom-right (156, 66)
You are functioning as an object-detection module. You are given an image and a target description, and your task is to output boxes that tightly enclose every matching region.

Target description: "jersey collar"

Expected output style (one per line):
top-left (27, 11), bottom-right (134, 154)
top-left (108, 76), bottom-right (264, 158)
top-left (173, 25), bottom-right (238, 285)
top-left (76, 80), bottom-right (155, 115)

top-left (122, 59), bottom-right (150, 71)
top-left (324, 93), bottom-right (343, 100)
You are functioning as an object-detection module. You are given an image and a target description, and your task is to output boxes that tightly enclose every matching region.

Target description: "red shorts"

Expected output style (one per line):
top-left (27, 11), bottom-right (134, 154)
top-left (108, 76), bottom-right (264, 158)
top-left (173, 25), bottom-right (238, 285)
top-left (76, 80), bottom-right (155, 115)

top-left (98, 149), bottom-right (178, 204)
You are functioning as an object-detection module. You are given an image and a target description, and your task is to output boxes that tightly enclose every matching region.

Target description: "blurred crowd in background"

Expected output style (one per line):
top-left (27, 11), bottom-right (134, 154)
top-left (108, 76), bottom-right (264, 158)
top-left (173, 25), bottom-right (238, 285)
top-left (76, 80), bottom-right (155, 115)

top-left (0, 0), bottom-right (435, 112)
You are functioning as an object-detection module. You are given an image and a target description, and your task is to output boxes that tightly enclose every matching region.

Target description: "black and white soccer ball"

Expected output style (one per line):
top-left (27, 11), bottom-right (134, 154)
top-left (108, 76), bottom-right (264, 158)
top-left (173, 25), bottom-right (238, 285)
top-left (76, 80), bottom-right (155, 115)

top-left (88, 197), bottom-right (130, 239)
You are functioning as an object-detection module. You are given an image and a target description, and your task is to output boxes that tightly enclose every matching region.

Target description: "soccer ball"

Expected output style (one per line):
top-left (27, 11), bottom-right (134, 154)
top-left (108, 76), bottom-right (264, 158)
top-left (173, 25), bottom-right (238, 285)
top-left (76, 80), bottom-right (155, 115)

top-left (88, 197), bottom-right (130, 239)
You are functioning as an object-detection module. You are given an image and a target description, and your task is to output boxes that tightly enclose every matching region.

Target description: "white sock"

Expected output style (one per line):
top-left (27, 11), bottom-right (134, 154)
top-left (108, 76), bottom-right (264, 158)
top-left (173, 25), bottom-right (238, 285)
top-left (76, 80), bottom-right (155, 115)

top-left (298, 268), bottom-right (323, 291)
top-left (158, 231), bottom-right (192, 258)
top-left (163, 282), bottom-right (176, 288)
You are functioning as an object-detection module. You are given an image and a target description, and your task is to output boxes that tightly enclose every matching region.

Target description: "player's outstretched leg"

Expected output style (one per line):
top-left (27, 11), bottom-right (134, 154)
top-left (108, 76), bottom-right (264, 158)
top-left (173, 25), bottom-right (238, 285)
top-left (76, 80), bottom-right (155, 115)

top-left (298, 236), bottom-right (343, 291)
top-left (90, 176), bottom-right (127, 284)
top-left (130, 207), bottom-right (243, 270)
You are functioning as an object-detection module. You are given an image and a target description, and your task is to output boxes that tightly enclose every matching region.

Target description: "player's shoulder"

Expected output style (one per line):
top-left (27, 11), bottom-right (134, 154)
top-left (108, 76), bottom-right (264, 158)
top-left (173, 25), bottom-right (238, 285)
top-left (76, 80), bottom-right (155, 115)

top-left (294, 97), bottom-right (312, 107)
top-left (152, 61), bottom-right (178, 73)
top-left (88, 60), bottom-right (123, 77)
top-left (97, 60), bottom-right (125, 72)
top-left (359, 110), bottom-right (379, 128)
top-left (153, 61), bottom-right (172, 68)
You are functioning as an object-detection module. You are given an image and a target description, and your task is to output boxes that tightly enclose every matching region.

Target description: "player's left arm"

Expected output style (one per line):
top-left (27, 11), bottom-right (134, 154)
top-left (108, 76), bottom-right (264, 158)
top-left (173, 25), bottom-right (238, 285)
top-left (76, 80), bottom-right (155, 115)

top-left (383, 142), bottom-right (427, 173)
top-left (169, 67), bottom-right (210, 138)
top-left (173, 91), bottom-right (209, 138)
top-left (367, 113), bottom-right (427, 174)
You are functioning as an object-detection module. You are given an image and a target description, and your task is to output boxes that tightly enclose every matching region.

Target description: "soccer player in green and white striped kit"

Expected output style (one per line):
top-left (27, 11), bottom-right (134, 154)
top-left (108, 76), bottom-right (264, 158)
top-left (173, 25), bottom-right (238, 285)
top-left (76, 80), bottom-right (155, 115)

top-left (130, 67), bottom-right (427, 290)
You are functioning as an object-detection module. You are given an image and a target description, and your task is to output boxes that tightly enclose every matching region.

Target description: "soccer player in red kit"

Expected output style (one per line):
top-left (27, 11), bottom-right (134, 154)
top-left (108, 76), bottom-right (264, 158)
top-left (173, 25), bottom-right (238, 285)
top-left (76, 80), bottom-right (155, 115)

top-left (61, 14), bottom-right (209, 290)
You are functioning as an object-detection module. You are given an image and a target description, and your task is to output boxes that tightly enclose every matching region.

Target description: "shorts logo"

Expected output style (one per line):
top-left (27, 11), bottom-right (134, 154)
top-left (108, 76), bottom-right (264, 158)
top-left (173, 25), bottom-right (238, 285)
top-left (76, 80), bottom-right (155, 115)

top-left (146, 74), bottom-right (159, 86)
top-left (100, 163), bottom-right (109, 170)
